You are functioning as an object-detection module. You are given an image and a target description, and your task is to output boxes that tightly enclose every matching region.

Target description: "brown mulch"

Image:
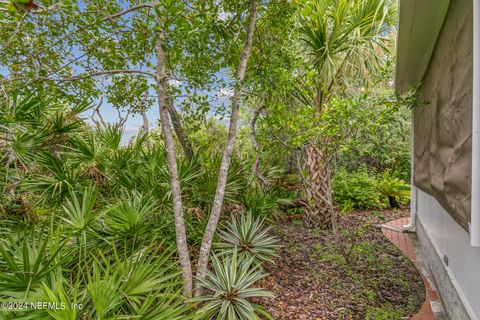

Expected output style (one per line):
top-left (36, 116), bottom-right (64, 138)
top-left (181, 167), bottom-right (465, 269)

top-left (254, 209), bottom-right (425, 320)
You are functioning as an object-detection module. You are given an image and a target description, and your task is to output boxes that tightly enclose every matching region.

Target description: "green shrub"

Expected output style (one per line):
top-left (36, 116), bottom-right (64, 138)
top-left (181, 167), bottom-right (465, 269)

top-left (332, 167), bottom-right (385, 211)
top-left (104, 191), bottom-right (156, 237)
top-left (195, 250), bottom-right (273, 320)
top-left (243, 189), bottom-right (282, 219)
top-left (377, 171), bottom-right (410, 208)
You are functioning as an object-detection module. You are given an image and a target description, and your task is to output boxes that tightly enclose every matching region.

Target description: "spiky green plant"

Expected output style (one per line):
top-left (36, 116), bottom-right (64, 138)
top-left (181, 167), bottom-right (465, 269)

top-left (195, 251), bottom-right (273, 320)
top-left (104, 191), bottom-right (156, 237)
top-left (23, 151), bottom-right (80, 205)
top-left (243, 189), bottom-right (285, 220)
top-left (216, 213), bottom-right (280, 264)
top-left (62, 186), bottom-right (98, 233)
top-left (0, 223), bottom-right (65, 297)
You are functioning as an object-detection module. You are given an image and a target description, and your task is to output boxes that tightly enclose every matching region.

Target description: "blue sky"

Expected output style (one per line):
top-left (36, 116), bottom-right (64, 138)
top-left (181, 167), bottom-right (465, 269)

top-left (86, 71), bottom-right (234, 143)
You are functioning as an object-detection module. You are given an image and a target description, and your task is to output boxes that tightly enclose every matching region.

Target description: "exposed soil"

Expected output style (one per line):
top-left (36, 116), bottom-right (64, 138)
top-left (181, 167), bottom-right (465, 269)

top-left (254, 209), bottom-right (425, 319)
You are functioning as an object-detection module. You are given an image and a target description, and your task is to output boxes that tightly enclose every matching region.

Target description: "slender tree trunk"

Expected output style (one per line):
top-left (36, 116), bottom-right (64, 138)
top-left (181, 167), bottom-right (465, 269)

top-left (304, 144), bottom-right (333, 229)
top-left (166, 97), bottom-right (194, 161)
top-left (194, 0), bottom-right (259, 296)
top-left (140, 90), bottom-right (150, 134)
top-left (141, 109), bottom-right (149, 133)
top-left (250, 106), bottom-right (268, 189)
top-left (155, 11), bottom-right (193, 296)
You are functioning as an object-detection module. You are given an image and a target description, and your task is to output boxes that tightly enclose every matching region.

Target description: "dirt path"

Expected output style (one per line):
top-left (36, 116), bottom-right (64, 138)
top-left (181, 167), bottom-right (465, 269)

top-left (255, 209), bottom-right (425, 320)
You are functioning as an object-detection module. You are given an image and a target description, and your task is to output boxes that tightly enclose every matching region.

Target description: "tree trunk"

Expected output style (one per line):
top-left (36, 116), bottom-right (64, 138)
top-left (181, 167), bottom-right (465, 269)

top-left (140, 91), bottom-right (149, 134)
top-left (155, 11), bottom-right (193, 296)
top-left (304, 144), bottom-right (333, 229)
top-left (194, 0), bottom-right (259, 296)
top-left (141, 110), bottom-right (149, 133)
top-left (166, 98), bottom-right (194, 161)
top-left (250, 106), bottom-right (268, 189)
top-left (388, 196), bottom-right (399, 209)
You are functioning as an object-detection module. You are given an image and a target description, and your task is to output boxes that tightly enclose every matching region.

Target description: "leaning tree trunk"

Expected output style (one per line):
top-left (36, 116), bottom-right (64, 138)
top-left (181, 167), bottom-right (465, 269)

top-left (250, 106), bottom-right (268, 189)
top-left (194, 0), bottom-right (259, 297)
top-left (155, 11), bottom-right (193, 296)
top-left (304, 144), bottom-right (333, 229)
top-left (166, 97), bottom-right (194, 161)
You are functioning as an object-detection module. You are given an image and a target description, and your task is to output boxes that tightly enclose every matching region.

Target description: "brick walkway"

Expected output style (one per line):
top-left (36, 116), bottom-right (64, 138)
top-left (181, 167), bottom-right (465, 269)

top-left (381, 217), bottom-right (443, 320)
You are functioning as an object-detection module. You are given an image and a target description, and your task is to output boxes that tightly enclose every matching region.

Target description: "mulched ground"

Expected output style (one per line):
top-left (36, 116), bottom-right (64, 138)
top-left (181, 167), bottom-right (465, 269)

top-left (254, 209), bottom-right (425, 320)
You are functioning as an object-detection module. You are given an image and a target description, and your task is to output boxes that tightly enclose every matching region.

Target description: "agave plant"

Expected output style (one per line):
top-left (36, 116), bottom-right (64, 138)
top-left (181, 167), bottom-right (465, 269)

top-left (216, 213), bottom-right (280, 264)
top-left (195, 251), bottom-right (273, 320)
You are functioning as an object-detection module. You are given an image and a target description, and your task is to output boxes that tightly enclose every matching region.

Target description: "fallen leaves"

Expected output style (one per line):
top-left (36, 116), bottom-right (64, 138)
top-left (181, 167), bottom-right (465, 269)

top-left (253, 208), bottom-right (424, 319)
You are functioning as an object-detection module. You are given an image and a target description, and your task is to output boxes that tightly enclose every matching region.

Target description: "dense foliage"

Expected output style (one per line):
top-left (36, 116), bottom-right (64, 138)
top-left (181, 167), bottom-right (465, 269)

top-left (0, 0), bottom-right (416, 318)
top-left (0, 93), bottom-right (280, 318)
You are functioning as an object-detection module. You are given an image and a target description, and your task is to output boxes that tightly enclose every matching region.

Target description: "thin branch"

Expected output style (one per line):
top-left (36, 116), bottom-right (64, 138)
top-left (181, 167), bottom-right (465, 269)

top-left (53, 70), bottom-right (156, 82)
top-left (104, 3), bottom-right (154, 21)
top-left (117, 109), bottom-right (129, 126)
top-left (1, 69), bottom-right (156, 84)
top-left (94, 102), bottom-right (105, 124)
top-left (31, 3), bottom-right (63, 13)
top-left (13, 3), bottom-right (154, 68)
top-left (91, 78), bottom-right (106, 126)
top-left (3, 13), bottom-right (27, 49)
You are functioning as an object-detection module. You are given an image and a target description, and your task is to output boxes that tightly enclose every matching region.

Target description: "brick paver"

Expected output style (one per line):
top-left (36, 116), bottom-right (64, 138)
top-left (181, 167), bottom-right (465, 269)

top-left (381, 217), bottom-right (441, 320)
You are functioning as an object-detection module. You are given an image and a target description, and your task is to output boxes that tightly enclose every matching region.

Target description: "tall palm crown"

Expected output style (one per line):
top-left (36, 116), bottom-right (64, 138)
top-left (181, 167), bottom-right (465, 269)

top-left (298, 0), bottom-right (397, 96)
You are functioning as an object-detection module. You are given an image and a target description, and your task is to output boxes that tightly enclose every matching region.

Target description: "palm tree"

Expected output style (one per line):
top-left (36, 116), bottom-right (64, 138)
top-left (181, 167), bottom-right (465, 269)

top-left (297, 0), bottom-right (397, 228)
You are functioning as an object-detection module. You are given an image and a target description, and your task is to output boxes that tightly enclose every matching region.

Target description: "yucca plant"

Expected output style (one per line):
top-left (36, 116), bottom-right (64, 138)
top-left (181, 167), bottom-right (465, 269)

top-left (216, 213), bottom-right (280, 264)
top-left (195, 251), bottom-right (273, 320)
top-left (294, 0), bottom-right (397, 228)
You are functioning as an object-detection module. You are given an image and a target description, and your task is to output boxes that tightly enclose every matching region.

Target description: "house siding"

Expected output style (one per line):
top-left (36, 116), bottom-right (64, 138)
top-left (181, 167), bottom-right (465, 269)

top-left (416, 188), bottom-right (480, 319)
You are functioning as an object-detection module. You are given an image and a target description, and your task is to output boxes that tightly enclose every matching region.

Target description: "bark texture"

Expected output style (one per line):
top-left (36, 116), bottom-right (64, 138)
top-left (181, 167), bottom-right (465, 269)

top-left (155, 12), bottom-right (193, 296)
top-left (194, 0), bottom-right (259, 296)
top-left (140, 110), bottom-right (149, 133)
top-left (304, 144), bottom-right (333, 229)
top-left (166, 98), bottom-right (194, 161)
top-left (140, 90), bottom-right (149, 134)
top-left (250, 106), bottom-right (268, 189)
